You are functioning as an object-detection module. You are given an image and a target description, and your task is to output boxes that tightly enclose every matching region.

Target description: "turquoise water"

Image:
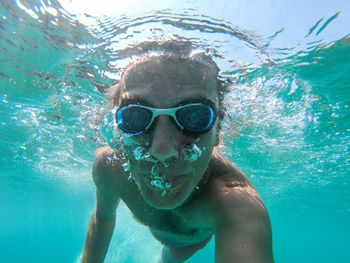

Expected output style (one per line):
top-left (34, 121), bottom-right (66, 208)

top-left (1, 0), bottom-right (349, 262)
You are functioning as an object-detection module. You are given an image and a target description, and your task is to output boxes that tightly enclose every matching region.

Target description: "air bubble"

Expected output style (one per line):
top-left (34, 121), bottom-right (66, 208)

top-left (122, 162), bottom-right (130, 172)
top-left (151, 163), bottom-right (161, 177)
top-left (133, 146), bottom-right (151, 161)
top-left (181, 143), bottom-right (202, 162)
top-left (105, 156), bottom-right (113, 164)
top-left (101, 109), bottom-right (122, 150)
top-left (122, 134), bottom-right (139, 147)
top-left (147, 162), bottom-right (172, 190)
top-left (150, 178), bottom-right (172, 189)
top-left (128, 174), bottom-right (135, 182)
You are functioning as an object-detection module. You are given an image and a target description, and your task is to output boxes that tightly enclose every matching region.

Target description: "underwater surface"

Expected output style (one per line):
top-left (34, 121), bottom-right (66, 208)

top-left (0, 0), bottom-right (349, 262)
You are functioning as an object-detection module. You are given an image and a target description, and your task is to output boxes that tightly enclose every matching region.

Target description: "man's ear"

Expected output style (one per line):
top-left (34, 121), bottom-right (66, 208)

top-left (215, 124), bottom-right (221, 146)
top-left (215, 131), bottom-right (221, 146)
top-left (215, 109), bottom-right (224, 146)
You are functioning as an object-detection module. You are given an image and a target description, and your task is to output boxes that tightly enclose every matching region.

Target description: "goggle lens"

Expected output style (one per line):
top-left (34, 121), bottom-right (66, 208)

top-left (176, 104), bottom-right (214, 132)
top-left (117, 106), bottom-right (152, 134)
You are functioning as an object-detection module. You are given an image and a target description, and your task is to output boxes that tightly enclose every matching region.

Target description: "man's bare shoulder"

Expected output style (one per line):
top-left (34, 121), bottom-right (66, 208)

top-left (209, 149), bottom-right (251, 188)
top-left (92, 145), bottom-right (128, 195)
top-left (206, 150), bottom-right (268, 226)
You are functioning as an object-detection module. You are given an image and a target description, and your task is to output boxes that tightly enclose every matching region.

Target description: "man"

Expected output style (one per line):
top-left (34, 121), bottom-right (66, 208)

top-left (82, 42), bottom-right (274, 263)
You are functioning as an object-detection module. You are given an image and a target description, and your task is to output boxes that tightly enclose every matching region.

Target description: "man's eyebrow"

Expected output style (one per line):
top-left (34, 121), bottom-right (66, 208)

top-left (119, 97), bottom-right (154, 107)
top-left (119, 96), bottom-right (213, 107)
top-left (176, 96), bottom-right (211, 105)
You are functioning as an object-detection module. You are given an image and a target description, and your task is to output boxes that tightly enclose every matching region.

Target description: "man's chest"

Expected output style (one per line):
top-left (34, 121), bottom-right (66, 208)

top-left (123, 193), bottom-right (192, 232)
top-left (129, 203), bottom-right (213, 247)
top-left (120, 186), bottom-right (213, 233)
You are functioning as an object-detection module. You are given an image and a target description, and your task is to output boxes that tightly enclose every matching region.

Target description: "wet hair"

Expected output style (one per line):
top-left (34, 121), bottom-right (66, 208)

top-left (108, 41), bottom-right (227, 122)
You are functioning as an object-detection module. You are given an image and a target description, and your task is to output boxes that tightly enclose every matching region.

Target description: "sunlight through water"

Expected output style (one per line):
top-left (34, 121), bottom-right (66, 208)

top-left (1, 0), bottom-right (349, 262)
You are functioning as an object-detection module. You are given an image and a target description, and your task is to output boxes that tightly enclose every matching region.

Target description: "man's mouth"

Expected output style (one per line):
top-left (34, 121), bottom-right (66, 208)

top-left (145, 174), bottom-right (183, 189)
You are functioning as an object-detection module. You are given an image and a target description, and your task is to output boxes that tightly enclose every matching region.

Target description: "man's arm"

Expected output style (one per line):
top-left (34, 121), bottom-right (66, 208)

top-left (215, 211), bottom-right (273, 263)
top-left (81, 190), bottom-right (119, 263)
top-left (82, 148), bottom-right (122, 263)
top-left (212, 177), bottom-right (274, 263)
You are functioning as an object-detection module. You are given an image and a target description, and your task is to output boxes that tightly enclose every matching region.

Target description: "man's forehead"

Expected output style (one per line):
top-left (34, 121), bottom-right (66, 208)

top-left (125, 74), bottom-right (213, 90)
top-left (120, 90), bottom-right (214, 103)
top-left (121, 78), bottom-right (218, 104)
top-left (122, 76), bottom-right (217, 105)
top-left (124, 57), bottom-right (216, 82)
top-left (119, 56), bottom-right (219, 107)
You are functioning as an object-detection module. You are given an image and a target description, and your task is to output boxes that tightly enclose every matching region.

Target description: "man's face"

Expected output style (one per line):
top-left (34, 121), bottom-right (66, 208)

top-left (119, 57), bottom-right (219, 209)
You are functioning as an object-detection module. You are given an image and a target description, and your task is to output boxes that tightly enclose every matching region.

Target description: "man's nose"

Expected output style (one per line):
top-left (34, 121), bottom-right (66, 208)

top-left (149, 115), bottom-right (180, 162)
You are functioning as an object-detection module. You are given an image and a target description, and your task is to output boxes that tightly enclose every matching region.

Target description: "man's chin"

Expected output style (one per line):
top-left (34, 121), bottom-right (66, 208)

top-left (145, 197), bottom-right (183, 210)
top-left (138, 182), bottom-right (190, 210)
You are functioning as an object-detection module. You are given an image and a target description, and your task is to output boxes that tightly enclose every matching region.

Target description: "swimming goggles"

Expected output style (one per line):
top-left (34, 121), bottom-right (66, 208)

top-left (116, 100), bottom-right (217, 135)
